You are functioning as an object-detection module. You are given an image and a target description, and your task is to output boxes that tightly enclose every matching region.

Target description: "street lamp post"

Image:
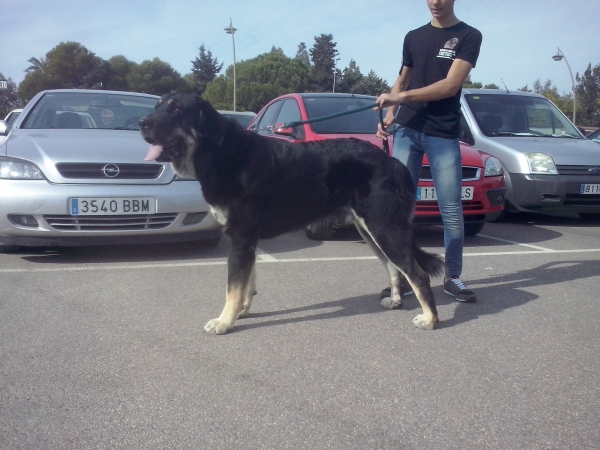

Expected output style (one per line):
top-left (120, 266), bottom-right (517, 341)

top-left (224, 18), bottom-right (237, 111)
top-left (333, 58), bottom-right (340, 93)
top-left (552, 47), bottom-right (576, 125)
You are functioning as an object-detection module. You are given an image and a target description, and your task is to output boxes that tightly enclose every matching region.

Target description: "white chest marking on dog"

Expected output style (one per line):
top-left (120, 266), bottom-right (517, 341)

top-left (211, 206), bottom-right (228, 226)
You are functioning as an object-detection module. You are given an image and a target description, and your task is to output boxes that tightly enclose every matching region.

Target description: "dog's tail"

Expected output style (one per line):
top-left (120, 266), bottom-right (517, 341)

top-left (412, 243), bottom-right (445, 277)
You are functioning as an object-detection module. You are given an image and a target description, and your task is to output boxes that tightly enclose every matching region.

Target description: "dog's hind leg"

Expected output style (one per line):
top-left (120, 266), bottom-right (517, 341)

top-left (356, 216), bottom-right (440, 330)
top-left (204, 232), bottom-right (258, 335)
top-left (354, 218), bottom-right (404, 310)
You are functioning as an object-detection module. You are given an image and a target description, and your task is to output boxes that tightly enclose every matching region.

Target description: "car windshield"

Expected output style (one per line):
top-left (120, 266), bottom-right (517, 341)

top-left (303, 96), bottom-right (382, 134)
top-left (464, 94), bottom-right (582, 139)
top-left (5, 111), bottom-right (21, 126)
top-left (21, 92), bottom-right (158, 130)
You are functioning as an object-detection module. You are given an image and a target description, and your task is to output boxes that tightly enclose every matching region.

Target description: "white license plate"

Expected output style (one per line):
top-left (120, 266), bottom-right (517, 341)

top-left (417, 186), bottom-right (474, 201)
top-left (580, 184), bottom-right (600, 195)
top-left (69, 197), bottom-right (156, 215)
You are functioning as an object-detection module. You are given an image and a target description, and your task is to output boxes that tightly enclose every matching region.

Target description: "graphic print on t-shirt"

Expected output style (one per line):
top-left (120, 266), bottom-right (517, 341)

top-left (438, 37), bottom-right (459, 60)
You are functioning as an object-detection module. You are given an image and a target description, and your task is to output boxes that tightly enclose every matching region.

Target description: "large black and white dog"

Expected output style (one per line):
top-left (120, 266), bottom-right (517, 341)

top-left (140, 94), bottom-right (444, 334)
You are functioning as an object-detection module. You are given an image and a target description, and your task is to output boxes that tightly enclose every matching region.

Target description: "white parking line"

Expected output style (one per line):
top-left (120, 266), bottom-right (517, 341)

top-left (2, 247), bottom-right (600, 273)
top-left (477, 234), bottom-right (557, 251)
top-left (256, 247), bottom-right (278, 261)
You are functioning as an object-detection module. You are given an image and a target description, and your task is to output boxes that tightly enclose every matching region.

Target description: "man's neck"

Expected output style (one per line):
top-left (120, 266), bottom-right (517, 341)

top-left (431, 16), bottom-right (460, 28)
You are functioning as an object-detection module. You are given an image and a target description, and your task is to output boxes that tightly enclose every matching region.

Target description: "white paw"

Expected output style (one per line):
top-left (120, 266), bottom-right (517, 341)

top-left (204, 318), bottom-right (230, 335)
top-left (412, 314), bottom-right (436, 330)
top-left (380, 296), bottom-right (401, 310)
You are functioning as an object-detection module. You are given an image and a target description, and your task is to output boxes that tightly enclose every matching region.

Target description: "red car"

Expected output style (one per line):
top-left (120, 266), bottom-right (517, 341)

top-left (248, 93), bottom-right (505, 239)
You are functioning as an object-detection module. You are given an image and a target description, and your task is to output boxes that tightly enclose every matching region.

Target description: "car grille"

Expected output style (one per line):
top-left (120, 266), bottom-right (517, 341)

top-left (55, 163), bottom-right (163, 179)
top-left (420, 166), bottom-right (480, 181)
top-left (556, 165), bottom-right (600, 176)
top-left (43, 213), bottom-right (178, 231)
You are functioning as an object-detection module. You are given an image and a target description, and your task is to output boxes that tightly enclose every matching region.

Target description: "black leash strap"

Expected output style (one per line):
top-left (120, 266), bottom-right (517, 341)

top-left (378, 107), bottom-right (390, 154)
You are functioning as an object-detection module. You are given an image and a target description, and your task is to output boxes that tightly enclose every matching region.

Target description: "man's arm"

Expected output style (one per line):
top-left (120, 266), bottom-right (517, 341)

top-left (376, 67), bottom-right (412, 137)
top-left (385, 67), bottom-right (412, 121)
top-left (377, 59), bottom-right (473, 108)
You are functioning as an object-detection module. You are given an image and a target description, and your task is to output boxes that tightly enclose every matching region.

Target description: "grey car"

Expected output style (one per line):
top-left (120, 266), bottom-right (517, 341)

top-left (459, 89), bottom-right (600, 220)
top-left (0, 89), bottom-right (221, 252)
top-left (217, 110), bottom-right (257, 128)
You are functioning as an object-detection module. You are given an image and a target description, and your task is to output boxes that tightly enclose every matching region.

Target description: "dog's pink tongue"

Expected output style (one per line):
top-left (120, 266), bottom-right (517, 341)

top-left (145, 145), bottom-right (163, 161)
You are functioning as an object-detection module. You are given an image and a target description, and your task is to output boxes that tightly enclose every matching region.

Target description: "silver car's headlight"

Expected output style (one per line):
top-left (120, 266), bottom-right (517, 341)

top-left (0, 156), bottom-right (46, 179)
top-left (484, 156), bottom-right (504, 177)
top-left (525, 152), bottom-right (558, 175)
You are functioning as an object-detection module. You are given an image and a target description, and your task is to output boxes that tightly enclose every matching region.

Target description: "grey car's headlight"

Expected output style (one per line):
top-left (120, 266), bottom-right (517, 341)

top-left (0, 156), bottom-right (46, 179)
top-left (525, 152), bottom-right (558, 175)
top-left (484, 156), bottom-right (504, 177)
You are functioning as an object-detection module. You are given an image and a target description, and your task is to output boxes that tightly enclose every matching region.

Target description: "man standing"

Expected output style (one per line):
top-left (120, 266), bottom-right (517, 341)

top-left (376, 0), bottom-right (482, 302)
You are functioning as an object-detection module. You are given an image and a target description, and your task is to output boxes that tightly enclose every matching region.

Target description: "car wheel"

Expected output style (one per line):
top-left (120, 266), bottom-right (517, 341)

top-left (305, 218), bottom-right (334, 240)
top-left (579, 213), bottom-right (600, 221)
top-left (488, 200), bottom-right (518, 223)
top-left (0, 245), bottom-right (22, 253)
top-left (464, 222), bottom-right (485, 237)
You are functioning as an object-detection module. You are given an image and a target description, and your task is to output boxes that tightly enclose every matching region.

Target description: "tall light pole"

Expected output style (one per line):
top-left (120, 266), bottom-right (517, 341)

top-left (224, 18), bottom-right (237, 111)
top-left (332, 57), bottom-right (340, 93)
top-left (552, 47), bottom-right (576, 125)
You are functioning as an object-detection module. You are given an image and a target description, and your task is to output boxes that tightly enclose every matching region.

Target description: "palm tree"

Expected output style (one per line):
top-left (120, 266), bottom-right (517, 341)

top-left (25, 57), bottom-right (48, 74)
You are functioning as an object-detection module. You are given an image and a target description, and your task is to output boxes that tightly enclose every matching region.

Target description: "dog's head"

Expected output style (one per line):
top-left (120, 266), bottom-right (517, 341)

top-left (139, 93), bottom-right (223, 178)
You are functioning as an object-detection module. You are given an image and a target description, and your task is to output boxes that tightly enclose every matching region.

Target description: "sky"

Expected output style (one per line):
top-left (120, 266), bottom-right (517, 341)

top-left (2, 0), bottom-right (599, 97)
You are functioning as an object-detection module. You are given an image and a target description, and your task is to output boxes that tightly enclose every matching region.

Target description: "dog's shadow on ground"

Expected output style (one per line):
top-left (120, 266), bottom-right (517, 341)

top-left (232, 259), bottom-right (600, 332)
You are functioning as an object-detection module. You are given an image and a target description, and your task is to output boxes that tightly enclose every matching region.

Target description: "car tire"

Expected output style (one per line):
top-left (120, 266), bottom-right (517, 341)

top-left (305, 218), bottom-right (334, 240)
top-left (579, 213), bottom-right (600, 221)
top-left (464, 222), bottom-right (485, 237)
top-left (201, 229), bottom-right (222, 247)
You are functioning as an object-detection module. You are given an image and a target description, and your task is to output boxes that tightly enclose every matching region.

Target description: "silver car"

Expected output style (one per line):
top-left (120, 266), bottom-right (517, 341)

top-left (460, 89), bottom-right (600, 221)
top-left (217, 110), bottom-right (257, 129)
top-left (0, 89), bottom-right (221, 252)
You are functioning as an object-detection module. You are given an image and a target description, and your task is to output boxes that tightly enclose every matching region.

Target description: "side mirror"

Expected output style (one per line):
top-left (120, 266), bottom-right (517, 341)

top-left (274, 123), bottom-right (296, 137)
top-left (0, 120), bottom-right (8, 136)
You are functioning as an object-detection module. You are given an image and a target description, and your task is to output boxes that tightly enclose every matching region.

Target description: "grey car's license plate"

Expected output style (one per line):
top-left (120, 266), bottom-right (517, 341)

top-left (69, 197), bottom-right (156, 215)
top-left (580, 184), bottom-right (600, 195)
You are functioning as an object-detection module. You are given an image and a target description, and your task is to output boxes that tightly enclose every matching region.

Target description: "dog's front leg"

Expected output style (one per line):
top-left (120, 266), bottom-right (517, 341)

top-left (204, 234), bottom-right (257, 335)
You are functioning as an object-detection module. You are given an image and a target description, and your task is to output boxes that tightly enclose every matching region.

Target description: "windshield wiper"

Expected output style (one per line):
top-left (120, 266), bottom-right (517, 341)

top-left (488, 131), bottom-right (521, 137)
top-left (552, 134), bottom-right (578, 139)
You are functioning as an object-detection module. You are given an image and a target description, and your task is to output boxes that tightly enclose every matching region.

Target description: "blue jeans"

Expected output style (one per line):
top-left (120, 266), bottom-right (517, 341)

top-left (392, 126), bottom-right (464, 277)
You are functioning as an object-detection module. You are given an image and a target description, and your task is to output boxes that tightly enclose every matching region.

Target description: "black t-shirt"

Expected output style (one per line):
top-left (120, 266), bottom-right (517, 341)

top-left (396, 22), bottom-right (482, 139)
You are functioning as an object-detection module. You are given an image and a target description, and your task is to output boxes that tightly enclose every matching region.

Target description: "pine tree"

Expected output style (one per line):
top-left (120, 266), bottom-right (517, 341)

top-left (191, 44), bottom-right (223, 96)
top-left (295, 42), bottom-right (310, 66)
top-left (309, 34), bottom-right (339, 92)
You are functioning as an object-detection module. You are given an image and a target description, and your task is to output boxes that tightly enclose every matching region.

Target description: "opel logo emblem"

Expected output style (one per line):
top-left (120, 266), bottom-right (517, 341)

top-left (589, 167), bottom-right (600, 174)
top-left (102, 164), bottom-right (120, 178)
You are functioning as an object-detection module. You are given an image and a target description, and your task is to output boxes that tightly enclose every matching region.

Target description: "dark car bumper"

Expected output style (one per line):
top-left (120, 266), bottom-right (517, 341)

top-left (509, 173), bottom-right (600, 213)
top-left (0, 227), bottom-right (222, 248)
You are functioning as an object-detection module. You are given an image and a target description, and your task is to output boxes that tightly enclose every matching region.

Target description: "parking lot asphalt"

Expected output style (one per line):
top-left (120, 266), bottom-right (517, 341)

top-left (1, 213), bottom-right (599, 449)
